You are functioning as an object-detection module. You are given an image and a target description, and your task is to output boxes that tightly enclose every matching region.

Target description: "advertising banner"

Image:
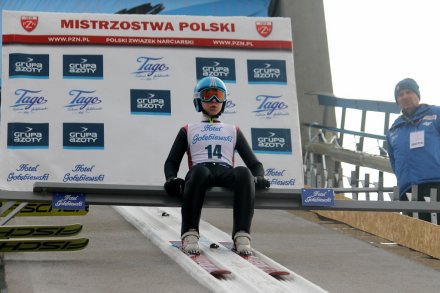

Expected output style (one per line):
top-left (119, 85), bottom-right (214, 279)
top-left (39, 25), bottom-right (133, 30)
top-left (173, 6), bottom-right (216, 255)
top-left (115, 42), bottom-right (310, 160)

top-left (1, 10), bottom-right (303, 191)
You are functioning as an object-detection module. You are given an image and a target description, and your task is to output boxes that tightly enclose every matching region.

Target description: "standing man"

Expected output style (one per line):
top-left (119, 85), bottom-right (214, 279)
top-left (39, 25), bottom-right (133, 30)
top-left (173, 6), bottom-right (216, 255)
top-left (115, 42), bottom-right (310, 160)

top-left (164, 77), bottom-right (270, 255)
top-left (386, 78), bottom-right (440, 222)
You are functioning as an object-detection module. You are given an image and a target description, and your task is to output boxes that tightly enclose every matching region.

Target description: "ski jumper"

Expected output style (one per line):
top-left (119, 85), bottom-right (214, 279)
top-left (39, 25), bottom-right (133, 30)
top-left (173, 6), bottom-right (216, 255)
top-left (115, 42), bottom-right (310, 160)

top-left (164, 121), bottom-right (264, 236)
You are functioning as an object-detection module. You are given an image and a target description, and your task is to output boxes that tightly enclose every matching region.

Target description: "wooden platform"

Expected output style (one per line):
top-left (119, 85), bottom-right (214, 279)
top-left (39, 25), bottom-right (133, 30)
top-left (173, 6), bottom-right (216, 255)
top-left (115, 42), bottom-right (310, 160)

top-left (314, 195), bottom-right (440, 259)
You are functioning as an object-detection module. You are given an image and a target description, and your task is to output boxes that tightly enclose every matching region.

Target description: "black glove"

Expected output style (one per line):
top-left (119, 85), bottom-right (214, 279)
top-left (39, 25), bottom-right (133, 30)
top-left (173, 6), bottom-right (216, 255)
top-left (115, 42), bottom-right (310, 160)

top-left (254, 176), bottom-right (270, 189)
top-left (164, 177), bottom-right (185, 196)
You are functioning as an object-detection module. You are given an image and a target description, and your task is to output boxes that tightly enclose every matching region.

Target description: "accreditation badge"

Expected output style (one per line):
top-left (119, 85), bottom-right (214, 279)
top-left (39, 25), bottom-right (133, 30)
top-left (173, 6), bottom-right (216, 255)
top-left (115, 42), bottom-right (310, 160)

top-left (410, 130), bottom-right (424, 149)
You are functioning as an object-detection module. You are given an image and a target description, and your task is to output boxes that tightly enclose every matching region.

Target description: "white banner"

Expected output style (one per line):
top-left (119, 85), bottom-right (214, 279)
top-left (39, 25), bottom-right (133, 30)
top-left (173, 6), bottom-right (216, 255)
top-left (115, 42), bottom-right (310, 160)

top-left (1, 10), bottom-right (303, 191)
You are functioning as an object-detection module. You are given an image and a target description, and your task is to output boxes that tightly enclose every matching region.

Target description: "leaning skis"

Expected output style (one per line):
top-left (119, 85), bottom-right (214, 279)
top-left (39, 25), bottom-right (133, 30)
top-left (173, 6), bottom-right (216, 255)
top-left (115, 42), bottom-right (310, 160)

top-left (0, 223), bottom-right (88, 252)
top-left (0, 238), bottom-right (89, 252)
top-left (0, 223), bottom-right (83, 238)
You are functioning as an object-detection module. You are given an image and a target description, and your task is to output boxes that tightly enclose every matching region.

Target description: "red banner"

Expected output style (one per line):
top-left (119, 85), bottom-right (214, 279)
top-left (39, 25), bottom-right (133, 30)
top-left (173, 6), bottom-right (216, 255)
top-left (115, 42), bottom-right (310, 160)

top-left (3, 34), bottom-right (293, 50)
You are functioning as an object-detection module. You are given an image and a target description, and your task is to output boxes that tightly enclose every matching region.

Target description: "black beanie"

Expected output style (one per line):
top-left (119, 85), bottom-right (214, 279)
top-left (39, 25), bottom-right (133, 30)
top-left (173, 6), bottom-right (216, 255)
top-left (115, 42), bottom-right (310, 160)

top-left (394, 78), bottom-right (420, 101)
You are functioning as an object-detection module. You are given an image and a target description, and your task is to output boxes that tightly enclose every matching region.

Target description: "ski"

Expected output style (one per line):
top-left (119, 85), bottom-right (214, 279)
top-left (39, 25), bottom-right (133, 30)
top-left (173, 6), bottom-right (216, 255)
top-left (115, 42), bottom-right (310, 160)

top-left (219, 242), bottom-right (290, 277)
top-left (0, 238), bottom-right (89, 252)
top-left (170, 241), bottom-right (231, 277)
top-left (0, 223), bottom-right (83, 239)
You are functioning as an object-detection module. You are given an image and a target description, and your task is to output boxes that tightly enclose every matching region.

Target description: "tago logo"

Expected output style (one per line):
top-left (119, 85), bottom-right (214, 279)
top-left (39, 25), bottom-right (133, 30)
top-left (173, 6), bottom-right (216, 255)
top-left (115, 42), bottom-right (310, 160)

top-left (63, 55), bottom-right (103, 79)
top-left (247, 60), bottom-right (287, 84)
top-left (253, 95), bottom-right (288, 118)
top-left (251, 128), bottom-right (292, 154)
top-left (7, 123), bottom-right (49, 149)
top-left (196, 57), bottom-right (236, 82)
top-left (132, 57), bottom-right (169, 80)
top-left (21, 16), bottom-right (38, 32)
top-left (9, 53), bottom-right (49, 78)
top-left (63, 123), bottom-right (104, 150)
top-left (130, 89), bottom-right (171, 115)
top-left (10, 89), bottom-right (48, 113)
top-left (64, 89), bottom-right (102, 113)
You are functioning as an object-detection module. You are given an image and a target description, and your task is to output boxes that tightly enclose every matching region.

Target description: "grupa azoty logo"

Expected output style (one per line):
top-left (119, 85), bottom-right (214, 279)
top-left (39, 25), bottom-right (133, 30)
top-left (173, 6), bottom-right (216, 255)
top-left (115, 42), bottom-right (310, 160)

top-left (251, 128), bottom-right (292, 154)
top-left (247, 60), bottom-right (287, 84)
top-left (7, 123), bottom-right (49, 149)
top-left (63, 55), bottom-right (103, 79)
top-left (130, 89), bottom-right (171, 115)
top-left (9, 53), bottom-right (49, 79)
top-left (196, 57), bottom-right (236, 82)
top-left (63, 123), bottom-right (104, 150)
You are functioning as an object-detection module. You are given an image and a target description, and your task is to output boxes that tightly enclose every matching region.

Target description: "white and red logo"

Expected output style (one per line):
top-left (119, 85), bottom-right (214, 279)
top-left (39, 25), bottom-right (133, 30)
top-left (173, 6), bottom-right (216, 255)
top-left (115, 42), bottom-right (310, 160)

top-left (256, 21), bottom-right (272, 38)
top-left (21, 16), bottom-right (38, 32)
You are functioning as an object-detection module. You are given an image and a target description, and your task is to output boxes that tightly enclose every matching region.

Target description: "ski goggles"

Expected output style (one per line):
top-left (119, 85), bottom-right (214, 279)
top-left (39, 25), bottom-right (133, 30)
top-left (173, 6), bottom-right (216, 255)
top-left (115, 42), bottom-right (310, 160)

top-left (199, 89), bottom-right (227, 103)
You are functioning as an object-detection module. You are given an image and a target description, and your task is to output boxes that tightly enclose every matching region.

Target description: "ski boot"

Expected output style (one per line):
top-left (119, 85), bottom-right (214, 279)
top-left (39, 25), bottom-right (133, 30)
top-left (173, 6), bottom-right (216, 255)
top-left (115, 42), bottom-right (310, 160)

top-left (234, 231), bottom-right (252, 256)
top-left (181, 230), bottom-right (200, 255)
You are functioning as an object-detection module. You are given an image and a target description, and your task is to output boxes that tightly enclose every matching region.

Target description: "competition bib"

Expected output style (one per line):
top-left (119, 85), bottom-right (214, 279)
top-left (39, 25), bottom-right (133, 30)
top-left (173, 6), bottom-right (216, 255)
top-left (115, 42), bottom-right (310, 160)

top-left (186, 123), bottom-right (237, 166)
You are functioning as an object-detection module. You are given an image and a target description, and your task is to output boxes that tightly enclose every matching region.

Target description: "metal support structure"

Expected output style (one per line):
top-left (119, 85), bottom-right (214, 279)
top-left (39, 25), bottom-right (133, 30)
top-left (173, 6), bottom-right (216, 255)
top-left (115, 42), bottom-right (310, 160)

top-left (339, 107), bottom-right (346, 146)
top-left (304, 142), bottom-right (392, 173)
top-left (304, 92), bottom-right (400, 205)
top-left (355, 110), bottom-right (367, 187)
top-left (305, 93), bottom-right (400, 196)
top-left (350, 170), bottom-right (358, 200)
top-left (393, 186), bottom-right (399, 201)
top-left (337, 168), bottom-right (343, 188)
top-left (377, 173), bottom-right (384, 201)
top-left (431, 188), bottom-right (438, 225)
top-left (364, 173), bottom-right (370, 201)
top-left (411, 185), bottom-right (419, 219)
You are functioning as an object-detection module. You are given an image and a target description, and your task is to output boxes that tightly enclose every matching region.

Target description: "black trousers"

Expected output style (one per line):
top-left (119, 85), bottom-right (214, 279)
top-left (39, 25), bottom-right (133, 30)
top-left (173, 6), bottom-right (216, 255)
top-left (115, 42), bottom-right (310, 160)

top-left (402, 182), bottom-right (440, 223)
top-left (181, 163), bottom-right (255, 237)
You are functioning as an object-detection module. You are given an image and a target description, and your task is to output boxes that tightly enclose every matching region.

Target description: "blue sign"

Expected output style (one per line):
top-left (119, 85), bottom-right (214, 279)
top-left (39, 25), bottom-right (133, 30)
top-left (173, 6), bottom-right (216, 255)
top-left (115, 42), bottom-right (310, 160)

top-left (7, 122), bottom-right (49, 149)
top-left (9, 53), bottom-right (49, 79)
top-left (130, 89), bottom-right (171, 115)
top-left (251, 128), bottom-right (292, 154)
top-left (52, 193), bottom-right (86, 210)
top-left (63, 123), bottom-right (104, 150)
top-left (301, 188), bottom-right (334, 206)
top-left (63, 55), bottom-right (103, 79)
top-left (196, 57), bottom-right (236, 83)
top-left (247, 60), bottom-right (287, 84)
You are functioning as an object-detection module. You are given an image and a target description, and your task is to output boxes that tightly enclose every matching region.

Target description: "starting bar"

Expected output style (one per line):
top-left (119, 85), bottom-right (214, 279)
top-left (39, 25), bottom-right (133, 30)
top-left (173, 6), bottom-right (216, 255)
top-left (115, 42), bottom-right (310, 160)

top-left (0, 182), bottom-right (437, 213)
